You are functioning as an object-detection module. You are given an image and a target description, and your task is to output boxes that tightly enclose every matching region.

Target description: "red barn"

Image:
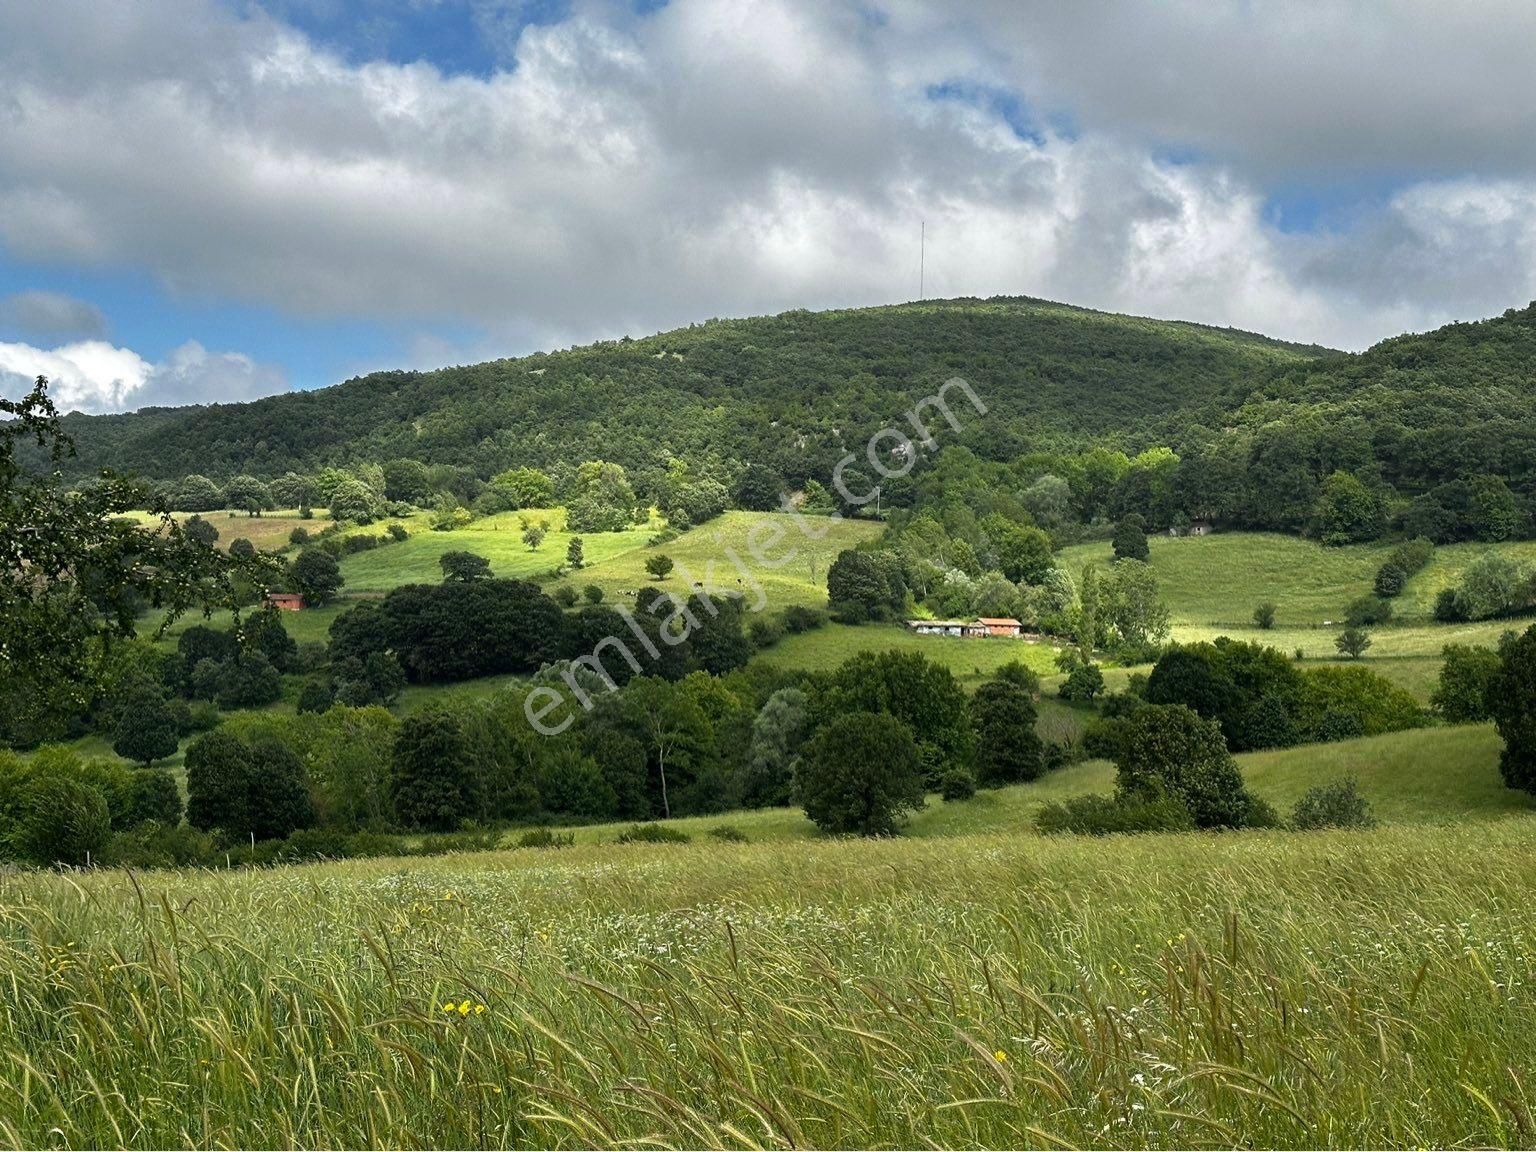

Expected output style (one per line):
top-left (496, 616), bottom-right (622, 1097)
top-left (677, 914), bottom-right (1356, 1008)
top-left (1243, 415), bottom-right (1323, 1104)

top-left (265, 592), bottom-right (304, 611)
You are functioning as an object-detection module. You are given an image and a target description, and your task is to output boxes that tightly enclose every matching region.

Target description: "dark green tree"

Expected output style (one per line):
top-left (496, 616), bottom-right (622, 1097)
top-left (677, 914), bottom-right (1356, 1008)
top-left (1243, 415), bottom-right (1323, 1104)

top-left (439, 550), bottom-right (491, 582)
top-left (124, 768), bottom-right (184, 827)
top-left (1431, 643), bottom-right (1501, 723)
top-left (1115, 704), bottom-right (1255, 828)
top-left (566, 536), bottom-right (585, 569)
top-left (1335, 626), bottom-right (1373, 659)
top-left (970, 678), bottom-right (1043, 785)
top-left (111, 687), bottom-right (180, 767)
top-left (645, 554), bottom-right (675, 580)
top-left (185, 730), bottom-right (253, 835)
top-left (1490, 626), bottom-right (1536, 794)
top-left (290, 547), bottom-right (343, 605)
top-left (1111, 513), bottom-right (1150, 562)
top-left (391, 711), bottom-right (474, 831)
top-left (796, 712), bottom-right (925, 836)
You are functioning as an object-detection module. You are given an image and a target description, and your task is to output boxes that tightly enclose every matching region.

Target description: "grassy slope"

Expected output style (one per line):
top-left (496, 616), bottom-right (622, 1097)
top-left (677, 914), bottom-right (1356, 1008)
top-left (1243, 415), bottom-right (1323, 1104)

top-left (6, 789), bottom-right (1535, 1146)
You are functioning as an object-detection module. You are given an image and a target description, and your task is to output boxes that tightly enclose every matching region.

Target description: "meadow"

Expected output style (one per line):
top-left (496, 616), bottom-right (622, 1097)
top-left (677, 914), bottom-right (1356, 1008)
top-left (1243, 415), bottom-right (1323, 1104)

top-left (4, 802), bottom-right (1535, 1148)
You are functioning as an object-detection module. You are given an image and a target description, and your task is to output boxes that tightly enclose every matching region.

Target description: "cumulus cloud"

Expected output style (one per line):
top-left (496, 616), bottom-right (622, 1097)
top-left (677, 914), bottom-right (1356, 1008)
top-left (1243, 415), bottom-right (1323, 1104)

top-left (0, 0), bottom-right (1532, 360)
top-left (0, 338), bottom-right (287, 413)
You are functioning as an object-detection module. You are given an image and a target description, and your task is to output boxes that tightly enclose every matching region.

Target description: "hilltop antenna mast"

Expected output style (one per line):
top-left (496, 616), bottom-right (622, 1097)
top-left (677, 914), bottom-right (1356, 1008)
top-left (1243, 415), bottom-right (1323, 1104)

top-left (919, 220), bottom-right (925, 300)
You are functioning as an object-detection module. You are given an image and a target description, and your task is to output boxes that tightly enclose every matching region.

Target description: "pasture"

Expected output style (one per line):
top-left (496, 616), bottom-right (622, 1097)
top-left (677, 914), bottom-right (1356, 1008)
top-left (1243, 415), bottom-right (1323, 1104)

top-left (4, 790), bottom-right (1534, 1147)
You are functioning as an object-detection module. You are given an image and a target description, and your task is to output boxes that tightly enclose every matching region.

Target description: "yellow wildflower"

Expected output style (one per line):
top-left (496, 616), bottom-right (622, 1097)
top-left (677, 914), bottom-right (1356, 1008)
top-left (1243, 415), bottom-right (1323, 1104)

top-left (458, 999), bottom-right (472, 1016)
top-left (994, 1049), bottom-right (1008, 1063)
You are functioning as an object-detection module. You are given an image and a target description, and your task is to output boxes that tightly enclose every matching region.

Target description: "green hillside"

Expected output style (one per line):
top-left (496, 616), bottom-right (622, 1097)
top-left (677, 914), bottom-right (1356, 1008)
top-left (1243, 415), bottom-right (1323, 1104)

top-left (45, 296), bottom-right (1324, 481)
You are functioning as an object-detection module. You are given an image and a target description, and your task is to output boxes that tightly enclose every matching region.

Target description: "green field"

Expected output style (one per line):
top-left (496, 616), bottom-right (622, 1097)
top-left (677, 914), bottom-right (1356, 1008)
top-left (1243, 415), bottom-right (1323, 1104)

top-left (5, 729), bottom-right (1534, 1147)
top-left (124, 508), bottom-right (326, 553)
top-left (756, 625), bottom-right (1064, 686)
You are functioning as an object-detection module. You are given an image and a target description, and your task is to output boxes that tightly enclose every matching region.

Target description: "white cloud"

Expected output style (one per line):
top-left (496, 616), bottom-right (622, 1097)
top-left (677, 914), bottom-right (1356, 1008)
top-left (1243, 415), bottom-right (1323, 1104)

top-left (0, 339), bottom-right (287, 413)
top-left (0, 0), bottom-right (1532, 360)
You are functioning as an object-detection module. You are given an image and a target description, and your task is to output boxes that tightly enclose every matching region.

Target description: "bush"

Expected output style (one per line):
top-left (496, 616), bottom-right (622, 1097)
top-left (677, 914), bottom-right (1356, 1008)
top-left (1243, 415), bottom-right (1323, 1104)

top-left (780, 605), bottom-right (826, 633)
top-left (1345, 596), bottom-right (1393, 626)
top-left (1373, 563), bottom-right (1407, 598)
top-left (747, 615), bottom-right (785, 649)
top-left (1036, 791), bottom-right (1195, 836)
top-left (939, 768), bottom-right (977, 802)
top-left (796, 712), bottom-right (925, 836)
top-left (387, 523), bottom-right (409, 541)
top-left (288, 526), bottom-right (310, 547)
top-left (1291, 777), bottom-right (1376, 830)
top-left (1434, 587), bottom-right (1469, 623)
top-left (19, 776), bottom-right (113, 865)
top-left (1252, 601), bottom-right (1276, 630)
top-left (552, 585), bottom-right (579, 608)
top-left (518, 827), bottom-right (575, 849)
top-left (582, 584), bottom-right (604, 604)
top-left (615, 823), bottom-right (691, 844)
top-left (124, 769), bottom-right (183, 828)
top-left (707, 824), bottom-right (748, 842)
top-left (1300, 664), bottom-right (1425, 738)
top-left (1313, 709), bottom-right (1366, 743)
top-left (297, 677), bottom-right (335, 715)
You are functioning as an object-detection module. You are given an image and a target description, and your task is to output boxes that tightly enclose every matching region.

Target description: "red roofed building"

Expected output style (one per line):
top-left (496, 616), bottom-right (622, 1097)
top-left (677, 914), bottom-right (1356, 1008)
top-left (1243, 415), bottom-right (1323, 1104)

top-left (265, 591), bottom-right (304, 611)
top-left (975, 617), bottom-right (1022, 637)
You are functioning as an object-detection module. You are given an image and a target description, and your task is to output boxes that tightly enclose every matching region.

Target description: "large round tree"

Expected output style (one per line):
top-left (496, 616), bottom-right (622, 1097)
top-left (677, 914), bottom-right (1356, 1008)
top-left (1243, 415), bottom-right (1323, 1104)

top-left (795, 711), bottom-right (925, 836)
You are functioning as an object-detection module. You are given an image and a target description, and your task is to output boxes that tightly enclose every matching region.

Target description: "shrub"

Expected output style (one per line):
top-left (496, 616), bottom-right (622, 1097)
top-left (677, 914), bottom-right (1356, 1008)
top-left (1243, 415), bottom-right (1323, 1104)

top-left (19, 776), bottom-right (113, 865)
top-left (124, 769), bottom-right (183, 828)
top-left (1300, 664), bottom-right (1426, 738)
top-left (1252, 601), bottom-right (1276, 630)
top-left (1313, 709), bottom-right (1366, 743)
top-left (288, 526), bottom-right (310, 547)
top-left (1345, 596), bottom-right (1393, 626)
top-left (1291, 777), bottom-right (1376, 830)
top-left (1036, 791), bottom-right (1195, 836)
top-left (645, 555), bottom-right (675, 580)
top-left (747, 615), bottom-right (785, 649)
top-left (615, 823), bottom-right (691, 844)
top-left (387, 523), bottom-right (409, 541)
top-left (297, 677), bottom-right (335, 715)
top-left (1431, 643), bottom-right (1501, 723)
top-left (780, 605), bottom-right (826, 633)
top-left (552, 585), bottom-right (579, 608)
top-left (1373, 563), bottom-right (1407, 598)
top-left (939, 768), bottom-right (977, 802)
top-left (707, 824), bottom-right (748, 842)
top-left (796, 712), bottom-right (925, 836)
top-left (518, 827), bottom-right (575, 849)
top-left (439, 551), bottom-right (491, 582)
top-left (1434, 587), bottom-right (1469, 623)
top-left (582, 584), bottom-right (604, 604)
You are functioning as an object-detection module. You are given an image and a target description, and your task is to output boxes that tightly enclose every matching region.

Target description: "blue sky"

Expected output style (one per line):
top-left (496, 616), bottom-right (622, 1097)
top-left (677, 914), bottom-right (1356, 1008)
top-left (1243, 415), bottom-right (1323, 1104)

top-left (3, 0), bottom-right (1535, 412)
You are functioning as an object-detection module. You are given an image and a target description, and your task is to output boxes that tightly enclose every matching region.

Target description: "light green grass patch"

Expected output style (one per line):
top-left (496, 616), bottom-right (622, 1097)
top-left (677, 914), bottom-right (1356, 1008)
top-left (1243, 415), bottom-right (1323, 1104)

top-left (754, 622), bottom-right (1062, 686)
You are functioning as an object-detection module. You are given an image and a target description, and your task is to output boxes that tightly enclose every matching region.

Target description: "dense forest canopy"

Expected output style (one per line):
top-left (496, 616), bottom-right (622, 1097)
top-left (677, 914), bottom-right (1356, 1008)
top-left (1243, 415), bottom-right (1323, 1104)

top-left (39, 296), bottom-right (1329, 483)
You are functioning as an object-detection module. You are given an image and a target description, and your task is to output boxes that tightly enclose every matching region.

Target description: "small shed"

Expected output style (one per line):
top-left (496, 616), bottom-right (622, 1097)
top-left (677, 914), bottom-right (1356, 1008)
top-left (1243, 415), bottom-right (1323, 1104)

top-left (1188, 518), bottom-right (1213, 537)
top-left (265, 591), bottom-right (304, 612)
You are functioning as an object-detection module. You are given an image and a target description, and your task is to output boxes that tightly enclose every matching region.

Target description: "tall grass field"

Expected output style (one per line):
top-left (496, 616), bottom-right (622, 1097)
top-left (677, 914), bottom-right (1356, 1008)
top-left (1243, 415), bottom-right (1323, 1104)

top-left (3, 817), bottom-right (1535, 1148)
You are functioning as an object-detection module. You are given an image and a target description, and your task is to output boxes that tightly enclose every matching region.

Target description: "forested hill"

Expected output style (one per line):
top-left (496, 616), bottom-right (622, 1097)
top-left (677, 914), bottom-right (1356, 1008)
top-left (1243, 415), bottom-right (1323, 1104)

top-left (46, 296), bottom-right (1327, 483)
